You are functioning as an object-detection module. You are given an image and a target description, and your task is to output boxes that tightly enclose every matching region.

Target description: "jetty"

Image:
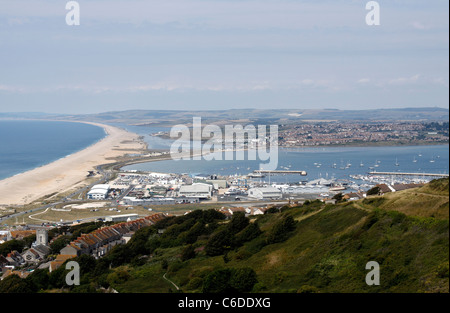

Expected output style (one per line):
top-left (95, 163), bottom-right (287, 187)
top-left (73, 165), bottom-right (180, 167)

top-left (369, 172), bottom-right (449, 178)
top-left (254, 170), bottom-right (307, 176)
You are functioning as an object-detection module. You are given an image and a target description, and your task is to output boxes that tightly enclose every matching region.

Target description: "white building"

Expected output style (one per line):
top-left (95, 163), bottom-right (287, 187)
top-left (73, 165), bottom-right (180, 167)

top-left (247, 187), bottom-right (282, 200)
top-left (87, 184), bottom-right (110, 200)
top-left (178, 183), bottom-right (213, 199)
top-left (122, 197), bottom-right (177, 206)
top-left (105, 213), bottom-right (139, 223)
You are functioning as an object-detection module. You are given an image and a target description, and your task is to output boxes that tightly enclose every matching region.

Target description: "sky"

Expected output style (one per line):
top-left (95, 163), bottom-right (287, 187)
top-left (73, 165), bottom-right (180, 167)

top-left (0, 0), bottom-right (448, 114)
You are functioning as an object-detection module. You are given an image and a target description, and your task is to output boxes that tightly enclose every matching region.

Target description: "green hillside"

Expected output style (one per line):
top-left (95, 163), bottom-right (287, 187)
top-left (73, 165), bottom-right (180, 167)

top-left (1, 179), bottom-right (448, 293)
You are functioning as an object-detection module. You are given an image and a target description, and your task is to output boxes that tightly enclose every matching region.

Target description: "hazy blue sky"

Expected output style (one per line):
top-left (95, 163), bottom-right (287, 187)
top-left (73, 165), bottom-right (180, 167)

top-left (0, 0), bottom-right (448, 114)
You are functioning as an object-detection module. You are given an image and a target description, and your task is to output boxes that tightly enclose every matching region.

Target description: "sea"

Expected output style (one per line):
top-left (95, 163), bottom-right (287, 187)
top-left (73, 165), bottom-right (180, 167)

top-left (0, 120), bottom-right (106, 181)
top-left (117, 123), bottom-right (449, 186)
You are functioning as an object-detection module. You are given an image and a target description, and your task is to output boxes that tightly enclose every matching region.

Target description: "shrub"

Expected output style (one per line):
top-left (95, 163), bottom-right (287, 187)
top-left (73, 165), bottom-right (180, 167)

top-left (297, 285), bottom-right (320, 293)
top-left (229, 268), bottom-right (258, 292)
top-left (202, 267), bottom-right (258, 293)
top-left (181, 245), bottom-right (196, 262)
top-left (0, 274), bottom-right (34, 293)
top-left (266, 215), bottom-right (297, 244)
top-left (202, 269), bottom-right (234, 293)
top-left (187, 277), bottom-right (203, 290)
top-left (234, 222), bottom-right (262, 246)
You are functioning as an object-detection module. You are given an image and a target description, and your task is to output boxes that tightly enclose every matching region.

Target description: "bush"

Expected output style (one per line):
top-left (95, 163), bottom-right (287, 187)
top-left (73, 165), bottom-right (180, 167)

top-left (187, 277), bottom-right (203, 290)
top-left (107, 268), bottom-right (130, 286)
top-left (0, 274), bottom-right (35, 293)
top-left (202, 269), bottom-right (233, 293)
top-left (229, 268), bottom-right (258, 292)
top-left (436, 262), bottom-right (449, 278)
top-left (202, 268), bottom-right (258, 293)
top-left (181, 245), bottom-right (196, 262)
top-left (266, 215), bottom-right (297, 244)
top-left (26, 268), bottom-right (49, 291)
top-left (297, 285), bottom-right (320, 293)
top-left (234, 222), bottom-right (262, 246)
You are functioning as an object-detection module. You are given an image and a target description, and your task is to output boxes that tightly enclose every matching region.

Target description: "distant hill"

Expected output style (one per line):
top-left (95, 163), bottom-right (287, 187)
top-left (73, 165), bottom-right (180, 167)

top-left (76, 107), bottom-right (449, 125)
top-left (1, 108), bottom-right (448, 125)
top-left (5, 107), bottom-right (445, 125)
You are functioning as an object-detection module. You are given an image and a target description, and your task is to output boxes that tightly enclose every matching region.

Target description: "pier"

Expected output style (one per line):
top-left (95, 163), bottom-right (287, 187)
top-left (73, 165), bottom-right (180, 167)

top-left (369, 172), bottom-right (449, 178)
top-left (254, 170), bottom-right (308, 176)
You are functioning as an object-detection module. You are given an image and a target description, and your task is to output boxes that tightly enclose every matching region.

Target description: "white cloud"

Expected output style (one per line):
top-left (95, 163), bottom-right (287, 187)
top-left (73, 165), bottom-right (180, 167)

top-left (357, 78), bottom-right (370, 84)
top-left (388, 74), bottom-right (421, 85)
top-left (411, 21), bottom-right (429, 30)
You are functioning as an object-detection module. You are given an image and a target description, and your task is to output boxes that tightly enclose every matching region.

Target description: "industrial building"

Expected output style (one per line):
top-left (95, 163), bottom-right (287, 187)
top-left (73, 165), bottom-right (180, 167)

top-left (178, 183), bottom-right (213, 199)
top-left (247, 187), bottom-right (282, 200)
top-left (87, 184), bottom-right (110, 200)
top-left (105, 213), bottom-right (139, 223)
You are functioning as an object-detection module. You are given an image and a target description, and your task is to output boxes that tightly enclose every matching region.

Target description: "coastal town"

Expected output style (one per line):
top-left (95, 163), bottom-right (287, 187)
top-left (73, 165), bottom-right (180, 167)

top-left (277, 121), bottom-right (448, 147)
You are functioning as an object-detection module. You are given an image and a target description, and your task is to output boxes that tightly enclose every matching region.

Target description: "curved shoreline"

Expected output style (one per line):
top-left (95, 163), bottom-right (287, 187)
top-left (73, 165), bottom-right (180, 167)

top-left (0, 120), bottom-right (145, 206)
top-left (0, 120), bottom-right (108, 182)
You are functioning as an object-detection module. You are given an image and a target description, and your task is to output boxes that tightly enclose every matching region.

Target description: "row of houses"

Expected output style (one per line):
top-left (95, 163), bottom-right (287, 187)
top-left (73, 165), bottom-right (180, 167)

top-left (50, 213), bottom-right (167, 272)
top-left (375, 183), bottom-right (425, 195)
top-left (321, 183), bottom-right (426, 203)
top-left (217, 206), bottom-right (271, 219)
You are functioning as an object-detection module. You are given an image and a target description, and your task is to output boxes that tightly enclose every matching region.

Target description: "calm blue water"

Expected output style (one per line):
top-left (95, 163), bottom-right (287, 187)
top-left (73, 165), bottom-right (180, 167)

top-left (107, 122), bottom-right (172, 150)
top-left (123, 144), bottom-right (449, 183)
top-left (0, 120), bottom-right (106, 180)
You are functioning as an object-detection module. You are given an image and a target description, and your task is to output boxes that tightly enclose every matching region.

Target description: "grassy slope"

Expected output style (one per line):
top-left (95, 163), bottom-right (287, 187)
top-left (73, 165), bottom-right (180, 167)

top-left (360, 178), bottom-right (449, 219)
top-left (112, 179), bottom-right (449, 293)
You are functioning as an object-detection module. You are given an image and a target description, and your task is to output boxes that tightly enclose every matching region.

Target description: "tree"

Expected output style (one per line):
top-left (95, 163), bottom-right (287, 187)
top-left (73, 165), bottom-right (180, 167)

top-left (332, 193), bottom-right (344, 202)
top-left (367, 186), bottom-right (381, 196)
top-left (26, 268), bottom-right (49, 291)
top-left (202, 209), bottom-right (226, 223)
top-left (266, 215), bottom-right (297, 244)
top-left (234, 222), bottom-right (262, 246)
top-left (161, 259), bottom-right (169, 270)
top-left (229, 268), bottom-right (258, 292)
top-left (74, 254), bottom-right (97, 277)
top-left (202, 267), bottom-right (258, 293)
top-left (0, 274), bottom-right (34, 293)
top-left (50, 235), bottom-right (71, 254)
top-left (202, 269), bottom-right (233, 293)
top-left (0, 239), bottom-right (26, 257)
top-left (227, 212), bottom-right (249, 234)
top-left (182, 222), bottom-right (206, 244)
top-left (205, 229), bottom-right (232, 256)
